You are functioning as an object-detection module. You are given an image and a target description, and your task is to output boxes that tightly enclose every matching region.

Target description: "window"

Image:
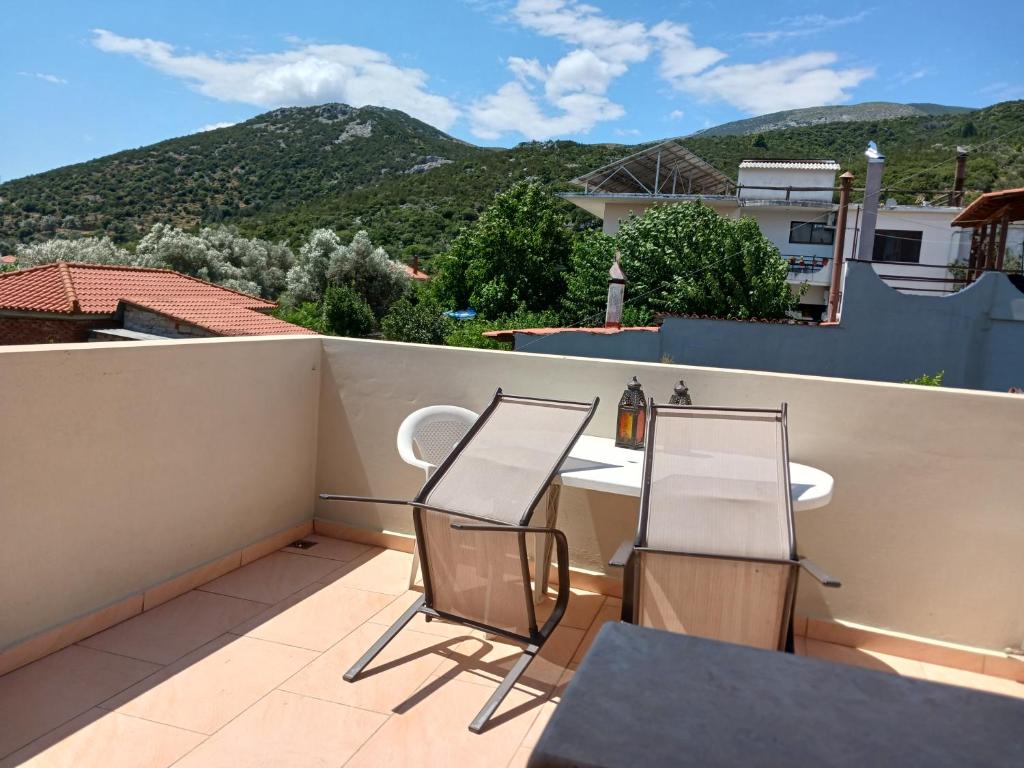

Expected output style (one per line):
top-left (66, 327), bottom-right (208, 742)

top-left (789, 221), bottom-right (835, 245)
top-left (872, 230), bottom-right (922, 263)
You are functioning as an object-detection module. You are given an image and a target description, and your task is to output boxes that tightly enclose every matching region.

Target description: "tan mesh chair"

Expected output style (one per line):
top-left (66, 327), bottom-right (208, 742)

top-left (611, 402), bottom-right (839, 651)
top-left (321, 389), bottom-right (598, 732)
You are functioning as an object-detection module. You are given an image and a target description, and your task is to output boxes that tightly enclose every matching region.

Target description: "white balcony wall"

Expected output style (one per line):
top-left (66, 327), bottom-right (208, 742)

top-left (317, 337), bottom-right (1024, 652)
top-left (0, 336), bottom-right (322, 649)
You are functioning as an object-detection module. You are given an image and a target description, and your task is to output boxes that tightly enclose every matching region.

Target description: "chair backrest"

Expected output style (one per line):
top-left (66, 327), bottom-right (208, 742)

top-left (633, 403), bottom-right (796, 649)
top-left (396, 405), bottom-right (479, 477)
top-left (415, 391), bottom-right (597, 636)
top-left (641, 404), bottom-right (794, 560)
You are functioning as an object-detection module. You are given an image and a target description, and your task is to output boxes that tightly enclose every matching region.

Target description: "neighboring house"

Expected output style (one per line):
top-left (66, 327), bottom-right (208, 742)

top-left (0, 262), bottom-right (313, 345)
top-left (401, 263), bottom-right (430, 281)
top-left (561, 142), bottom-right (1023, 319)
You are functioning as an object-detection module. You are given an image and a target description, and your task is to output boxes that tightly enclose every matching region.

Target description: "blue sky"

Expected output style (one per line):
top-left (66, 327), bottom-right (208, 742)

top-left (2, 0), bottom-right (1022, 181)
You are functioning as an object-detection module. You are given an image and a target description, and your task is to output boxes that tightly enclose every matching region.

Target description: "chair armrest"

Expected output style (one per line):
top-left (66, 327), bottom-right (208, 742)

top-left (609, 539), bottom-right (633, 568)
top-left (799, 557), bottom-right (841, 588)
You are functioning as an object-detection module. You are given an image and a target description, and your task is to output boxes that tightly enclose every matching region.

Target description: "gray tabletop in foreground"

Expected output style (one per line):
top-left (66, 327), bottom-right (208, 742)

top-left (529, 623), bottom-right (1024, 768)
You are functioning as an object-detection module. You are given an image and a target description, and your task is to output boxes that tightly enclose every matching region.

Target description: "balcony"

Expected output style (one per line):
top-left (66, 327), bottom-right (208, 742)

top-left (1, 335), bottom-right (1022, 765)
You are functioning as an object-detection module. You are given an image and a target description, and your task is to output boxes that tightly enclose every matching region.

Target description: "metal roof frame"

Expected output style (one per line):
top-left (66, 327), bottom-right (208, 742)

top-left (572, 141), bottom-right (734, 196)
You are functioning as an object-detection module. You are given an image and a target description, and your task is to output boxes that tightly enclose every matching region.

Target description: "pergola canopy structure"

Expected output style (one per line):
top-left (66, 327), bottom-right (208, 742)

top-left (951, 188), bottom-right (1024, 282)
top-left (572, 141), bottom-right (734, 196)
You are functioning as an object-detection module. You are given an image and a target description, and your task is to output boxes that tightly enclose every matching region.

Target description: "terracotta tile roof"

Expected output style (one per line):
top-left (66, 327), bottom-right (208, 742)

top-left (0, 255), bottom-right (16, 265)
top-left (0, 263), bottom-right (313, 336)
top-left (739, 159), bottom-right (840, 170)
top-left (401, 264), bottom-right (430, 281)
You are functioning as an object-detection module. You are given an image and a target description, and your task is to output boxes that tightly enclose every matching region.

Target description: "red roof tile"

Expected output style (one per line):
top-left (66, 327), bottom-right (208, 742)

top-left (0, 263), bottom-right (313, 336)
top-left (401, 264), bottom-right (430, 281)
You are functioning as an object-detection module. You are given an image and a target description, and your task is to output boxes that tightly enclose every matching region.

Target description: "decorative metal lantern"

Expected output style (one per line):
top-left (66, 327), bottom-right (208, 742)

top-left (615, 377), bottom-right (647, 449)
top-left (668, 379), bottom-right (692, 405)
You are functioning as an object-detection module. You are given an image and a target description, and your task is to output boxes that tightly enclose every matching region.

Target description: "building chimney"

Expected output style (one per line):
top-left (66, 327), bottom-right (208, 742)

top-left (855, 142), bottom-right (885, 262)
top-left (951, 147), bottom-right (968, 207)
top-left (827, 171), bottom-right (855, 323)
top-left (605, 252), bottom-right (626, 328)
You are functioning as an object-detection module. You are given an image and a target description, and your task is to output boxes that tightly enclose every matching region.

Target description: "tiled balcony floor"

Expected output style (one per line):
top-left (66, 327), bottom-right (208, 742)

top-left (2, 535), bottom-right (1021, 767)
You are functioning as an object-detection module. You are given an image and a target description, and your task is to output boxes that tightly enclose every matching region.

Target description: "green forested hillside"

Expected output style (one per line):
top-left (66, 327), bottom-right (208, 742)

top-left (2, 100), bottom-right (1022, 264)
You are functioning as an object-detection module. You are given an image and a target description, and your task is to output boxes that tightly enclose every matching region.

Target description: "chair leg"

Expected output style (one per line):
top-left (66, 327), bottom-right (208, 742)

top-left (344, 595), bottom-right (425, 682)
top-left (408, 543), bottom-right (421, 590)
top-left (469, 645), bottom-right (539, 734)
top-left (532, 485), bottom-right (561, 604)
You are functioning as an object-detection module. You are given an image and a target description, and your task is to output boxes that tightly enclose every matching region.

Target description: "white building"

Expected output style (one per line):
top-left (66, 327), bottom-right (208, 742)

top-left (560, 142), bottom-right (1011, 319)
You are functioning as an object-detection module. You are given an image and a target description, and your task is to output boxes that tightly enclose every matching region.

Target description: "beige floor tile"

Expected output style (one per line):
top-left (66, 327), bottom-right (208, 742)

top-left (802, 639), bottom-right (924, 675)
top-left (570, 600), bottom-right (621, 665)
top-left (102, 635), bottom-right (316, 734)
top-left (444, 625), bottom-right (584, 694)
top-left (172, 690), bottom-right (386, 768)
top-left (534, 588), bottom-right (606, 630)
top-left (281, 534), bottom-right (371, 563)
top-left (280, 623), bottom-right (459, 715)
top-left (320, 548), bottom-right (413, 595)
top-left (0, 708), bottom-right (204, 768)
top-left (346, 678), bottom-right (538, 768)
top-left (507, 746), bottom-right (534, 768)
top-left (367, 591), bottom-right (483, 639)
top-left (520, 668), bottom-right (574, 749)
top-left (233, 582), bottom-right (396, 651)
top-left (79, 590), bottom-right (267, 665)
top-left (916, 660), bottom-right (1024, 699)
top-left (0, 645), bottom-right (159, 758)
top-left (198, 552), bottom-right (341, 604)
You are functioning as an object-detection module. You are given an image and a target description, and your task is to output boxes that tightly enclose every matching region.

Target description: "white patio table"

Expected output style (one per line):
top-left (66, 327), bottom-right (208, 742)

top-left (530, 434), bottom-right (835, 602)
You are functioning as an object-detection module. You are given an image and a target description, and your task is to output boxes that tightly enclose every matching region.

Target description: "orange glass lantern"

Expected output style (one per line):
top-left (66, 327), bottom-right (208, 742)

top-left (615, 377), bottom-right (647, 449)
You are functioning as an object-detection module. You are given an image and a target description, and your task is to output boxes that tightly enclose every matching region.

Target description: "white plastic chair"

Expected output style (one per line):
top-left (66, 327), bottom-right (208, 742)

top-left (397, 405), bottom-right (479, 587)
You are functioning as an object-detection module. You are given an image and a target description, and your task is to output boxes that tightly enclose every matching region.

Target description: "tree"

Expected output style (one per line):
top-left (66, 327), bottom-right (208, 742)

top-left (320, 284), bottom-right (375, 337)
top-left (15, 236), bottom-right (137, 266)
top-left (286, 228), bottom-right (339, 303)
top-left (561, 231), bottom-right (618, 325)
top-left (326, 230), bottom-right (409, 318)
top-left (616, 201), bottom-right (796, 319)
top-left (431, 182), bottom-right (572, 318)
top-left (381, 292), bottom-right (454, 345)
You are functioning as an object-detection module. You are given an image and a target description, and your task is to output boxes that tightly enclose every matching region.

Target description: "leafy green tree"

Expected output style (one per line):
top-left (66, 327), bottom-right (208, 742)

top-left (320, 284), bottom-right (375, 337)
top-left (272, 301), bottom-right (323, 333)
top-left (380, 291), bottom-right (454, 345)
top-left (431, 183), bottom-right (572, 318)
top-left (326, 230), bottom-right (409, 318)
top-left (905, 371), bottom-right (944, 386)
top-left (616, 201), bottom-right (796, 319)
top-left (561, 231), bottom-right (618, 325)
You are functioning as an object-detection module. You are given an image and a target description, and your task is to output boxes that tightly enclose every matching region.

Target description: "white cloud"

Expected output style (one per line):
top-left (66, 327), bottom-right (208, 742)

top-left (471, 0), bottom-right (872, 140)
top-left (742, 12), bottom-right (869, 45)
top-left (91, 29), bottom-right (459, 130)
top-left (18, 71), bottom-right (67, 84)
top-left (195, 121), bottom-right (236, 133)
top-left (668, 109), bottom-right (685, 120)
top-left (677, 52), bottom-right (873, 114)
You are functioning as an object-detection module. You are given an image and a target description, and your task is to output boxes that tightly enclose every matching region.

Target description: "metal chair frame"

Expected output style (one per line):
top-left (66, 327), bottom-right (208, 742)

top-left (321, 389), bottom-right (598, 732)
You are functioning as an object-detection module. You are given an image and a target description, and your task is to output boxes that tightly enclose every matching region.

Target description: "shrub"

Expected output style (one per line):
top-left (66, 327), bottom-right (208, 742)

top-left (904, 371), bottom-right (944, 386)
top-left (380, 295), bottom-right (453, 345)
top-left (320, 284), bottom-right (375, 337)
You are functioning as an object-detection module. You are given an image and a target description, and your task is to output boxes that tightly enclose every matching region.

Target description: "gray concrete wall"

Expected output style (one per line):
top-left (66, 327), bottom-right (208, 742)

top-left (517, 263), bottom-right (1024, 392)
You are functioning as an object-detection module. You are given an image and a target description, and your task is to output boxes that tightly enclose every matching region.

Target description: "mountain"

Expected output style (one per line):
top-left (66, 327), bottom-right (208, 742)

top-left (2, 100), bottom-right (1022, 265)
top-left (695, 101), bottom-right (975, 137)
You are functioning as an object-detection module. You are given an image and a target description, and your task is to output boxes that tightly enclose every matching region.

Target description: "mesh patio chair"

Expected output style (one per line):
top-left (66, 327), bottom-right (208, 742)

top-left (610, 402), bottom-right (839, 651)
top-left (396, 405), bottom-right (479, 588)
top-left (321, 389), bottom-right (598, 732)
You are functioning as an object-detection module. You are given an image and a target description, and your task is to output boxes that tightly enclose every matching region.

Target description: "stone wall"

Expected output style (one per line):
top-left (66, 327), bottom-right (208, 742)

top-left (123, 305), bottom-right (214, 339)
